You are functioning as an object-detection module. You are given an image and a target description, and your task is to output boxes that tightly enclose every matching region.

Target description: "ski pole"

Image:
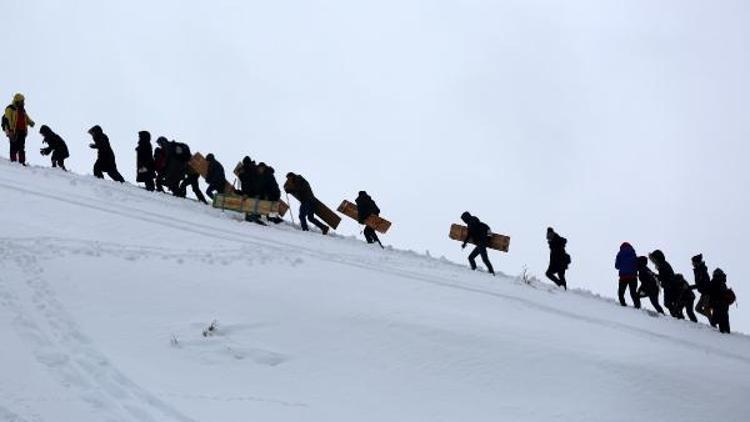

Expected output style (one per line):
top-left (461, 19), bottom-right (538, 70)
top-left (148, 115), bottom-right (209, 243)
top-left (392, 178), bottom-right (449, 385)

top-left (286, 192), bottom-right (296, 225)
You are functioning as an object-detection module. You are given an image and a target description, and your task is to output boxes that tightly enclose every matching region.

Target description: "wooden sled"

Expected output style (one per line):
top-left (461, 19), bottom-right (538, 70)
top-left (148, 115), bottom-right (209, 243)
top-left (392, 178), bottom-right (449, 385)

top-left (449, 224), bottom-right (510, 252)
top-left (212, 193), bottom-right (288, 217)
top-left (188, 152), bottom-right (235, 194)
top-left (284, 179), bottom-right (341, 230)
top-left (232, 162), bottom-right (289, 216)
top-left (337, 200), bottom-right (392, 234)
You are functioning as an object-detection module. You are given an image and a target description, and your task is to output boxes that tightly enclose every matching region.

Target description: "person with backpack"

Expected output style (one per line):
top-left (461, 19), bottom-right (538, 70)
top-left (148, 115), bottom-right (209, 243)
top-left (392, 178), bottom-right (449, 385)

top-left (690, 254), bottom-right (713, 323)
top-left (459, 212), bottom-right (495, 276)
top-left (545, 227), bottom-right (570, 289)
top-left (39, 125), bottom-right (69, 170)
top-left (204, 153), bottom-right (227, 200)
top-left (649, 249), bottom-right (682, 319)
top-left (2, 93), bottom-right (35, 165)
top-left (356, 191), bottom-right (383, 248)
top-left (636, 256), bottom-right (665, 314)
top-left (88, 125), bottom-right (125, 182)
top-left (709, 268), bottom-right (734, 334)
top-left (135, 131), bottom-right (156, 191)
top-left (615, 242), bottom-right (640, 308)
top-left (674, 274), bottom-right (698, 322)
top-left (284, 172), bottom-right (330, 234)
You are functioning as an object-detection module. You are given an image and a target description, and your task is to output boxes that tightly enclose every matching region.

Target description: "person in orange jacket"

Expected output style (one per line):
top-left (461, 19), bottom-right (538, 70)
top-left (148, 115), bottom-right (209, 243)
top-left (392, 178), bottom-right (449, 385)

top-left (2, 93), bottom-right (35, 165)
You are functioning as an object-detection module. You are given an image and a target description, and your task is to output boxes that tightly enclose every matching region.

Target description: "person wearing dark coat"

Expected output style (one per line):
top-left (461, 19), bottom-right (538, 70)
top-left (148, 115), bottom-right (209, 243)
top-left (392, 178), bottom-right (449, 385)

top-left (649, 249), bottom-right (683, 319)
top-left (284, 172), bottom-right (329, 234)
top-left (460, 212), bottom-right (495, 275)
top-left (153, 145), bottom-right (167, 192)
top-left (135, 131), bottom-right (156, 191)
top-left (615, 242), bottom-right (640, 308)
top-left (690, 254), bottom-right (713, 323)
top-left (39, 125), bottom-right (69, 170)
top-left (237, 156), bottom-right (259, 197)
top-left (356, 191), bottom-right (383, 248)
top-left (258, 164), bottom-right (281, 201)
top-left (708, 268), bottom-right (732, 334)
top-left (204, 153), bottom-right (226, 200)
top-left (545, 227), bottom-right (570, 289)
top-left (636, 256), bottom-right (665, 314)
top-left (88, 125), bottom-right (125, 182)
top-left (674, 274), bottom-right (698, 322)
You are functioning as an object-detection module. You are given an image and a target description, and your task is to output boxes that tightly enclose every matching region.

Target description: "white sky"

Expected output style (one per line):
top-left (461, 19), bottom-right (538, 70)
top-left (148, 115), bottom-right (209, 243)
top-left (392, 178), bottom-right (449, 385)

top-left (5, 0), bottom-right (749, 332)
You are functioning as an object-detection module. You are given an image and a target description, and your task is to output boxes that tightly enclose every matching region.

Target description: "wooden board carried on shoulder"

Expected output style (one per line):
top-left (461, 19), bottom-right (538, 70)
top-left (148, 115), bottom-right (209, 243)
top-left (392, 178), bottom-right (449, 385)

top-left (283, 180), bottom-right (341, 230)
top-left (188, 152), bottom-right (235, 194)
top-left (232, 162), bottom-right (289, 216)
top-left (212, 194), bottom-right (288, 217)
top-left (449, 224), bottom-right (510, 252)
top-left (337, 200), bottom-right (392, 234)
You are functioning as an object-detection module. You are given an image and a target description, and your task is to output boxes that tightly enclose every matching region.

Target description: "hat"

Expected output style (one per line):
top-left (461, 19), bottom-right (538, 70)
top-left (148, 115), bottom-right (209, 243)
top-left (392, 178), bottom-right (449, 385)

top-left (206, 153), bottom-right (215, 161)
top-left (138, 131), bottom-right (151, 141)
top-left (88, 125), bottom-right (102, 135)
top-left (13, 93), bottom-right (25, 103)
top-left (691, 254), bottom-right (703, 264)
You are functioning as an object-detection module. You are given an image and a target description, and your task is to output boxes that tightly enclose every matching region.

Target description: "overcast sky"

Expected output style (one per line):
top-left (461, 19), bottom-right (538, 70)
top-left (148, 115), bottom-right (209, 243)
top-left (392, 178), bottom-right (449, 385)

top-left (5, 0), bottom-right (749, 332)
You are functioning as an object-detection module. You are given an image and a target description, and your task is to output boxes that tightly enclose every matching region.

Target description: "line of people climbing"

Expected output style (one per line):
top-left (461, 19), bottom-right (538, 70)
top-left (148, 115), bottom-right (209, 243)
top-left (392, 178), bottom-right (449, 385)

top-left (3, 93), bottom-right (736, 334)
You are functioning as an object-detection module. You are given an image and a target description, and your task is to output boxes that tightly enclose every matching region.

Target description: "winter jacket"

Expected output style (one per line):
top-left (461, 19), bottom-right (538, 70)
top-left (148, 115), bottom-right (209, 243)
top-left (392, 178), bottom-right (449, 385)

top-left (355, 192), bottom-right (380, 224)
top-left (692, 262), bottom-right (711, 294)
top-left (2, 104), bottom-right (34, 136)
top-left (636, 257), bottom-right (660, 296)
top-left (465, 216), bottom-right (491, 247)
top-left (238, 160), bottom-right (258, 197)
top-left (709, 271), bottom-right (732, 309)
top-left (206, 158), bottom-right (226, 187)
top-left (615, 243), bottom-right (637, 279)
top-left (89, 127), bottom-right (117, 168)
top-left (154, 147), bottom-right (167, 173)
top-left (548, 232), bottom-right (570, 271)
top-left (136, 138), bottom-right (155, 182)
top-left (259, 167), bottom-right (281, 201)
top-left (285, 174), bottom-right (315, 203)
top-left (40, 127), bottom-right (69, 160)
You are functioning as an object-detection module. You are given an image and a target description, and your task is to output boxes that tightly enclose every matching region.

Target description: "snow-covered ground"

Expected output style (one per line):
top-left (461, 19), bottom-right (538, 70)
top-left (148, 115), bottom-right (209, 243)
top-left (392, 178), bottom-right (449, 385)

top-left (1, 160), bottom-right (748, 422)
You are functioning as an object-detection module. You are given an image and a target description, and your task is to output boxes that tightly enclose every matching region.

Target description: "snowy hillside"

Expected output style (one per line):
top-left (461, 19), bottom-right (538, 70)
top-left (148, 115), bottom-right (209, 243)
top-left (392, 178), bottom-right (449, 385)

top-left (1, 160), bottom-right (749, 422)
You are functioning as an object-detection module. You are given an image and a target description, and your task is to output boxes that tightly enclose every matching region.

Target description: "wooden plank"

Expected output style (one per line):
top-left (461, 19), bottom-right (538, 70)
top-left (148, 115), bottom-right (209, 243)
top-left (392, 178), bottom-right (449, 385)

top-left (188, 152), bottom-right (235, 194)
top-left (449, 224), bottom-right (510, 252)
top-left (337, 200), bottom-right (392, 234)
top-left (212, 194), bottom-right (286, 216)
top-left (232, 161), bottom-right (288, 217)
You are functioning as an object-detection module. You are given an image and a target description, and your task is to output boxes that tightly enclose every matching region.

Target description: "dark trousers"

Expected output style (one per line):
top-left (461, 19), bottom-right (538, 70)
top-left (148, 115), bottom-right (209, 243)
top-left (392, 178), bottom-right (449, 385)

top-left (363, 226), bottom-right (381, 245)
top-left (51, 158), bottom-right (66, 170)
top-left (645, 292), bottom-right (665, 314)
top-left (205, 183), bottom-right (225, 200)
top-left (144, 178), bottom-right (155, 191)
top-left (93, 161), bottom-right (125, 182)
top-left (695, 294), bottom-right (712, 321)
top-left (712, 306), bottom-right (730, 334)
top-left (299, 200), bottom-right (328, 232)
top-left (468, 245), bottom-right (494, 274)
top-left (546, 268), bottom-right (567, 288)
top-left (618, 278), bottom-right (640, 308)
top-left (680, 297), bottom-right (698, 322)
top-left (178, 173), bottom-right (207, 203)
top-left (9, 132), bottom-right (27, 164)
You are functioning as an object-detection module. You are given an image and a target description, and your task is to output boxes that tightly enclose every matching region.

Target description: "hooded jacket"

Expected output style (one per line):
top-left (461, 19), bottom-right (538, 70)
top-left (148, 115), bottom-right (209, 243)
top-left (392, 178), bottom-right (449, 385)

top-left (2, 95), bottom-right (34, 136)
top-left (355, 192), bottom-right (380, 224)
top-left (39, 126), bottom-right (69, 160)
top-left (89, 126), bottom-right (117, 168)
top-left (615, 242), bottom-right (637, 279)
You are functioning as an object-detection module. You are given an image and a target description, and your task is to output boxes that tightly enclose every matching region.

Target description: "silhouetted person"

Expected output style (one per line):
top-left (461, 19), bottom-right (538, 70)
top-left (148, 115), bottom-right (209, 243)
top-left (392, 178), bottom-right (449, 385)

top-left (136, 131), bottom-right (156, 191)
top-left (284, 172), bottom-right (329, 234)
top-left (460, 212), bottom-right (495, 275)
top-left (650, 250), bottom-right (682, 318)
top-left (615, 242), bottom-right (640, 308)
top-left (690, 254), bottom-right (713, 323)
top-left (257, 163), bottom-right (283, 224)
top-left (2, 93), bottom-right (35, 165)
top-left (545, 227), bottom-right (570, 289)
top-left (39, 125), bottom-right (69, 170)
top-left (237, 156), bottom-right (259, 197)
top-left (674, 274), bottom-right (698, 322)
top-left (88, 125), bottom-right (125, 182)
top-left (709, 268), bottom-right (733, 334)
top-left (356, 191), bottom-right (383, 248)
top-left (636, 256), bottom-right (665, 314)
top-left (205, 153), bottom-right (226, 199)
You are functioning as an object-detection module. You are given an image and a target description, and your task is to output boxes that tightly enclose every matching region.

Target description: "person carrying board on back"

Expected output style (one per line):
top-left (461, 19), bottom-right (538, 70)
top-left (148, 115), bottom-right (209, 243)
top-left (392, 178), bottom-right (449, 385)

top-left (460, 211), bottom-right (495, 276)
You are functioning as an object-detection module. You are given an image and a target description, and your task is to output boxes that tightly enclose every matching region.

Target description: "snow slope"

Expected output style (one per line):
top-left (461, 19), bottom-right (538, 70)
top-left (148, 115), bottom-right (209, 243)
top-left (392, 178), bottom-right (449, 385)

top-left (1, 160), bottom-right (748, 422)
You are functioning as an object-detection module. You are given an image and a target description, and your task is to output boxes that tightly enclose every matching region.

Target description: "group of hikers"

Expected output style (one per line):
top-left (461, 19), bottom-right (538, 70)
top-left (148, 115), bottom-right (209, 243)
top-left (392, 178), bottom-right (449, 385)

top-left (3, 93), bottom-right (736, 334)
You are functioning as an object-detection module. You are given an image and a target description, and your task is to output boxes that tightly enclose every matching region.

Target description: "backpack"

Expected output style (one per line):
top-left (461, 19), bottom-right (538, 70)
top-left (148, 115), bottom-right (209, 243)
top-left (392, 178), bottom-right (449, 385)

top-left (725, 288), bottom-right (736, 306)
